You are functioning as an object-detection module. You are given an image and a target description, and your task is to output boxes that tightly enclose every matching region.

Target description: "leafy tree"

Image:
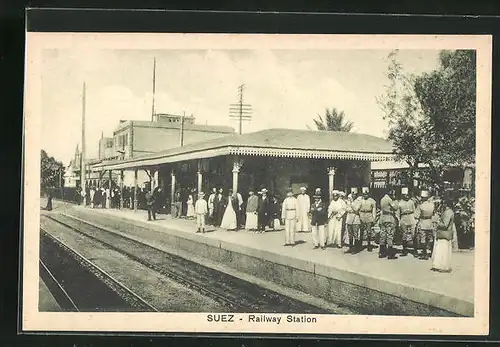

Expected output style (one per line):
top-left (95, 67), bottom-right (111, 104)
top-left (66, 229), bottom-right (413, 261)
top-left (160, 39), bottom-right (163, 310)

top-left (376, 50), bottom-right (429, 188)
top-left (41, 149), bottom-right (65, 191)
top-left (377, 49), bottom-right (476, 191)
top-left (414, 50), bottom-right (476, 168)
top-left (308, 108), bottom-right (354, 132)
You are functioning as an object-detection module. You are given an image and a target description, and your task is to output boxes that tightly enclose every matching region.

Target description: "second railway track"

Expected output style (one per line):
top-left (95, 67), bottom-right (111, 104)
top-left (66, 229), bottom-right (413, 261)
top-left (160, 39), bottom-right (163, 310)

top-left (40, 228), bottom-right (158, 312)
top-left (41, 212), bottom-right (337, 314)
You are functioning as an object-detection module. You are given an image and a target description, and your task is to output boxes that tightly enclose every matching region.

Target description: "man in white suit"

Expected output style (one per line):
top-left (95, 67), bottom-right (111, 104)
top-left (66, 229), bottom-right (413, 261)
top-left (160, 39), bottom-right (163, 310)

top-left (195, 191), bottom-right (208, 233)
top-left (281, 188), bottom-right (298, 246)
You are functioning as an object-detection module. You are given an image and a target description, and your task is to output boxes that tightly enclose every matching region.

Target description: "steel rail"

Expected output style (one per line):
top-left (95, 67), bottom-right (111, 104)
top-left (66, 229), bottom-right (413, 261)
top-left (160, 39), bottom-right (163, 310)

top-left (40, 226), bottom-right (160, 312)
top-left (43, 214), bottom-right (244, 310)
top-left (39, 259), bottom-right (79, 311)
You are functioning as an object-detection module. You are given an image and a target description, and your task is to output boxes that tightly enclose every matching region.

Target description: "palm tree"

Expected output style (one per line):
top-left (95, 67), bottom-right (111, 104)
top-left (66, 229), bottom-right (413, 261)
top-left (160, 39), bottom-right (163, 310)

top-left (308, 108), bottom-right (354, 132)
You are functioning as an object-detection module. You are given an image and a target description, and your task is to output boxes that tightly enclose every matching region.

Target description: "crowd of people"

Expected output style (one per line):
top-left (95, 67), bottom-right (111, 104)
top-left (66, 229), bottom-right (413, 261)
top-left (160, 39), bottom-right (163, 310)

top-left (78, 185), bottom-right (160, 210)
top-left (73, 181), bottom-right (474, 274)
top-left (182, 185), bottom-right (474, 274)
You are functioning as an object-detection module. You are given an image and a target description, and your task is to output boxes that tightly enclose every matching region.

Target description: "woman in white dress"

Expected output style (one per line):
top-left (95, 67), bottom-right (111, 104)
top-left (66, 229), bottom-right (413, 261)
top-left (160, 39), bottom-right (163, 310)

top-left (431, 197), bottom-right (454, 273)
top-left (186, 192), bottom-right (195, 219)
top-left (221, 190), bottom-right (238, 230)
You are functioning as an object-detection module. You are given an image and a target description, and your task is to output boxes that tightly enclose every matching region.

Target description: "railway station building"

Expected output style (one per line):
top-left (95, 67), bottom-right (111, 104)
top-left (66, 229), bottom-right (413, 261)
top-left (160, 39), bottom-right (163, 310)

top-left (91, 128), bottom-right (394, 211)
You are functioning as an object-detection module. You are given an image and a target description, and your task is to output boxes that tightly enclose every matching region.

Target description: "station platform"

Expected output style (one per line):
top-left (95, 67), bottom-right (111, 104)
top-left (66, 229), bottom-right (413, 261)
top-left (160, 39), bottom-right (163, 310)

top-left (43, 198), bottom-right (474, 316)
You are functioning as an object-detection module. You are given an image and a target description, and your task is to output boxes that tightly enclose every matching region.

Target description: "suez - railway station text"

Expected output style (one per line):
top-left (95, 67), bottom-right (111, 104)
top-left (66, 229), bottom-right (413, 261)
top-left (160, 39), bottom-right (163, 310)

top-left (206, 314), bottom-right (318, 324)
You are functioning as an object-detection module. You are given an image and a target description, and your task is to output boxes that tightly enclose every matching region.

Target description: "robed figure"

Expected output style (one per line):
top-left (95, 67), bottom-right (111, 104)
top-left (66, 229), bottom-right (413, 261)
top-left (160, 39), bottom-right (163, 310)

top-left (186, 192), bottom-right (195, 218)
top-left (296, 187), bottom-right (311, 232)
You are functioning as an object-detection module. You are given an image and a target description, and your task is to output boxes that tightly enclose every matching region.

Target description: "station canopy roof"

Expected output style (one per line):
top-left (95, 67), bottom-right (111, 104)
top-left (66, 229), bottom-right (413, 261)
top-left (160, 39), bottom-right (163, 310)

top-left (94, 128), bottom-right (395, 171)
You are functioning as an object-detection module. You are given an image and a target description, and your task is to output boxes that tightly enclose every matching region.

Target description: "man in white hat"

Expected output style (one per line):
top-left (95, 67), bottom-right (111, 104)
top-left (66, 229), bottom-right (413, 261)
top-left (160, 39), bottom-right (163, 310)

top-left (327, 190), bottom-right (346, 248)
top-left (345, 187), bottom-right (362, 253)
top-left (281, 188), bottom-right (298, 246)
top-left (296, 186), bottom-right (311, 233)
top-left (379, 187), bottom-right (398, 259)
top-left (310, 188), bottom-right (328, 249)
top-left (415, 189), bottom-right (435, 260)
top-left (359, 187), bottom-right (377, 252)
top-left (195, 191), bottom-right (208, 233)
top-left (397, 187), bottom-right (417, 256)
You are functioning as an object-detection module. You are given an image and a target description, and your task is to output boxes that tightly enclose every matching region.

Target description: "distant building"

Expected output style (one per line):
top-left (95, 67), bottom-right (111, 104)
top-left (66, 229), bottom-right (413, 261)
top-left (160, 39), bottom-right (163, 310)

top-left (63, 145), bottom-right (82, 188)
top-left (64, 145), bottom-right (105, 189)
top-left (92, 113), bottom-right (235, 188)
top-left (154, 113), bottom-right (195, 124)
top-left (63, 164), bottom-right (78, 188)
top-left (98, 134), bottom-right (115, 161)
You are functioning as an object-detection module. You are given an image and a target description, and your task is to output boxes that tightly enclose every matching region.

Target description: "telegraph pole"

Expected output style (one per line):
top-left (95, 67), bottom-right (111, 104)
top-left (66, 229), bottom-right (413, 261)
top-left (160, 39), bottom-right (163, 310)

top-left (59, 167), bottom-right (63, 200)
top-left (80, 81), bottom-right (87, 197)
top-left (229, 84), bottom-right (252, 134)
top-left (151, 57), bottom-right (157, 122)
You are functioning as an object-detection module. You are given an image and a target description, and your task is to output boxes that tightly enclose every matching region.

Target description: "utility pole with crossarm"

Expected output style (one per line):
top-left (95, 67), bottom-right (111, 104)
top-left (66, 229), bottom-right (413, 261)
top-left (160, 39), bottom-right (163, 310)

top-left (229, 84), bottom-right (252, 135)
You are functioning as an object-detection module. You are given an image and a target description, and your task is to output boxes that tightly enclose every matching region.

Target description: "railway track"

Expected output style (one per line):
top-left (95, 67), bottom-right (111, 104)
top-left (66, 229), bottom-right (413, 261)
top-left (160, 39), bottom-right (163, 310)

top-left (41, 213), bottom-right (334, 313)
top-left (39, 259), bottom-right (78, 311)
top-left (40, 227), bottom-right (159, 312)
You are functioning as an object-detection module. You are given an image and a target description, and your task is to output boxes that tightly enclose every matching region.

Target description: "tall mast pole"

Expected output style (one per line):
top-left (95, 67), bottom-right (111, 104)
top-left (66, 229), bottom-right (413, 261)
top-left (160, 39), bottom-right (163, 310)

top-left (151, 57), bottom-right (156, 122)
top-left (80, 81), bottom-right (87, 194)
top-left (59, 167), bottom-right (63, 199)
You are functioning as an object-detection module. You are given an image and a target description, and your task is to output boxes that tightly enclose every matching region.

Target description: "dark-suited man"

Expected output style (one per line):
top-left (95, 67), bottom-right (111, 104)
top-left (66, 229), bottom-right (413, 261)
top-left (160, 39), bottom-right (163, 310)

top-left (214, 188), bottom-right (227, 227)
top-left (208, 188), bottom-right (217, 225)
top-left (152, 186), bottom-right (164, 216)
top-left (310, 188), bottom-right (328, 249)
top-left (145, 189), bottom-right (156, 221)
top-left (257, 188), bottom-right (271, 233)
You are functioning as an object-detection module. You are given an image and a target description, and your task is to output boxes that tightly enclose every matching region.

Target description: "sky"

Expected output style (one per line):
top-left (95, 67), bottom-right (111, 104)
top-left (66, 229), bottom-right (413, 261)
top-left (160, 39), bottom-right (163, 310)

top-left (40, 48), bottom-right (442, 165)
